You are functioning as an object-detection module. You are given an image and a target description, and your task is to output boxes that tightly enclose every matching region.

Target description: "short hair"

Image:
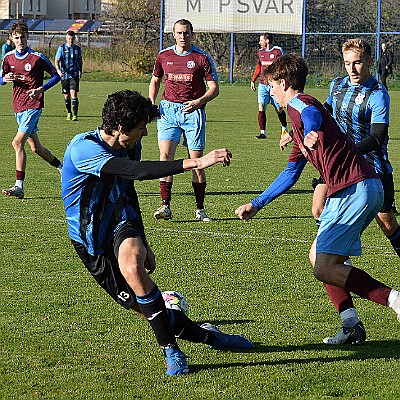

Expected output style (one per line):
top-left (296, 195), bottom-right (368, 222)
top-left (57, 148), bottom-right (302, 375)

top-left (9, 20), bottom-right (28, 36)
top-left (262, 33), bottom-right (273, 43)
top-left (264, 53), bottom-right (308, 91)
top-left (101, 90), bottom-right (158, 135)
top-left (173, 19), bottom-right (193, 34)
top-left (342, 38), bottom-right (372, 58)
top-left (66, 30), bottom-right (76, 37)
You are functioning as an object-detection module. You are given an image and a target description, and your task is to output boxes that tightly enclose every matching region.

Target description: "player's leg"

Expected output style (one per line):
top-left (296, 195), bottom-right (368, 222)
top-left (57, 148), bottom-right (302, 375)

top-left (183, 109), bottom-right (210, 221)
top-left (154, 100), bottom-right (180, 220)
top-left (314, 179), bottom-right (400, 315)
top-left (70, 78), bottom-right (79, 120)
top-left (374, 173), bottom-right (400, 255)
top-left (62, 80), bottom-right (72, 120)
top-left (271, 94), bottom-right (289, 135)
top-left (27, 133), bottom-right (63, 172)
top-left (255, 83), bottom-right (267, 139)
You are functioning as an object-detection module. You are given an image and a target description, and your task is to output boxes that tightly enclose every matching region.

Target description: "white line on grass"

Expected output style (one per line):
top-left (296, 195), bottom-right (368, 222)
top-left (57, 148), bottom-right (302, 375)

top-left (0, 213), bottom-right (391, 251)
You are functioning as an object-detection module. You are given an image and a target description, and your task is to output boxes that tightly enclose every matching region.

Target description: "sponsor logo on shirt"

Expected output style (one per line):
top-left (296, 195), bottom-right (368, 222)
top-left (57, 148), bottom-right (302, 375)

top-left (166, 62), bottom-right (174, 65)
top-left (167, 73), bottom-right (193, 82)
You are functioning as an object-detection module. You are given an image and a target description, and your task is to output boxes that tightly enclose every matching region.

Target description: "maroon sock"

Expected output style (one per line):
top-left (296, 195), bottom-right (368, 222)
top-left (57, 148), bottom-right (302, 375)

top-left (258, 111), bottom-right (266, 131)
top-left (192, 181), bottom-right (206, 210)
top-left (324, 283), bottom-right (355, 313)
top-left (16, 170), bottom-right (25, 180)
top-left (344, 267), bottom-right (391, 306)
top-left (277, 110), bottom-right (287, 128)
top-left (160, 181), bottom-right (172, 206)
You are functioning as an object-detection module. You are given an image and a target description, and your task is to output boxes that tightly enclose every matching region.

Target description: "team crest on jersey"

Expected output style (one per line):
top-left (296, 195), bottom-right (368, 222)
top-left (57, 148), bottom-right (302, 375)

top-left (24, 63), bottom-right (32, 72)
top-left (187, 60), bottom-right (195, 69)
top-left (355, 93), bottom-right (365, 105)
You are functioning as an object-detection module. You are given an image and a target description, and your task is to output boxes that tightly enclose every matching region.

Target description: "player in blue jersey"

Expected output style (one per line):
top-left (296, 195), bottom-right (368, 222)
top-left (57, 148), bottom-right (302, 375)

top-left (236, 53), bottom-right (400, 346)
top-left (55, 30), bottom-right (82, 121)
top-left (62, 90), bottom-right (253, 376)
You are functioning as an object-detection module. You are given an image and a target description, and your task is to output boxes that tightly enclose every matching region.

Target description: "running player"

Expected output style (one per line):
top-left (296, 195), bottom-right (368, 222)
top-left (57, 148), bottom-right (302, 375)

top-left (251, 33), bottom-right (288, 139)
top-left (1, 20), bottom-right (62, 199)
top-left (149, 19), bottom-right (219, 222)
top-left (55, 30), bottom-right (83, 121)
top-left (236, 53), bottom-right (400, 345)
top-left (62, 90), bottom-right (253, 376)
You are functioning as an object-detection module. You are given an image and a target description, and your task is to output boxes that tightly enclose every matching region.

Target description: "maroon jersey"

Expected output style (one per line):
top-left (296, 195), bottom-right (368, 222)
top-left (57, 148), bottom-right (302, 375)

top-left (152, 45), bottom-right (218, 105)
top-left (252, 46), bottom-right (284, 85)
top-left (1, 48), bottom-right (57, 113)
top-left (287, 93), bottom-right (378, 197)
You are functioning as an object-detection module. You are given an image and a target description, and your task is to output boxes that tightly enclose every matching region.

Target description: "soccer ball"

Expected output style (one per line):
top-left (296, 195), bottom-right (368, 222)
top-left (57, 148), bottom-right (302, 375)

top-left (162, 291), bottom-right (189, 315)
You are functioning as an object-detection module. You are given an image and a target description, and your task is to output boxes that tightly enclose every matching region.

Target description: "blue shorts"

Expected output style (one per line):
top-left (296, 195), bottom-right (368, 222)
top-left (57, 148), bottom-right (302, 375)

top-left (157, 100), bottom-right (206, 151)
top-left (258, 83), bottom-right (281, 109)
top-left (15, 109), bottom-right (42, 135)
top-left (316, 178), bottom-right (383, 256)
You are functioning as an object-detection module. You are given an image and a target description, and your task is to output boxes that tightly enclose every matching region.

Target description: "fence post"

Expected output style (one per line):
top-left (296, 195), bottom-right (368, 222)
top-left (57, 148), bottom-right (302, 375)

top-left (376, 0), bottom-right (381, 79)
top-left (302, 0), bottom-right (307, 58)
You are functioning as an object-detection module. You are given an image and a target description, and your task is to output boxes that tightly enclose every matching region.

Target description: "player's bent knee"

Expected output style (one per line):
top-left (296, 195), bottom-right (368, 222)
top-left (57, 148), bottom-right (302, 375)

top-left (313, 263), bottom-right (327, 282)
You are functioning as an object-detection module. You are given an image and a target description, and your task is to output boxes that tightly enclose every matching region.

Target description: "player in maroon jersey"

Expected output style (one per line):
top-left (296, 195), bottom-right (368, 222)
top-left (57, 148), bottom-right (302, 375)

top-left (251, 33), bottom-right (289, 139)
top-left (236, 53), bottom-right (400, 344)
top-left (0, 21), bottom-right (62, 199)
top-left (149, 19), bottom-right (219, 222)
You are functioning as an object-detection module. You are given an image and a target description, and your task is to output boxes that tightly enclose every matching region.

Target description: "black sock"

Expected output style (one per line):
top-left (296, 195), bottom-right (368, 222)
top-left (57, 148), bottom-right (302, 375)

top-left (387, 225), bottom-right (400, 257)
top-left (136, 285), bottom-right (177, 348)
top-left (168, 309), bottom-right (217, 344)
top-left (65, 99), bottom-right (71, 113)
top-left (50, 156), bottom-right (61, 168)
top-left (72, 98), bottom-right (79, 116)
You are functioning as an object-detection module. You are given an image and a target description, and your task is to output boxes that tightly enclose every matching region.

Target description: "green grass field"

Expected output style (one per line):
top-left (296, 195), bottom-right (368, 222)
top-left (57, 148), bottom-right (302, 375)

top-left (1, 81), bottom-right (400, 399)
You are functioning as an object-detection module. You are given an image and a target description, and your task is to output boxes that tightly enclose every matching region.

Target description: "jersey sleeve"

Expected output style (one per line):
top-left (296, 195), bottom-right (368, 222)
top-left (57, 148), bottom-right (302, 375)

top-left (203, 53), bottom-right (218, 82)
top-left (325, 79), bottom-right (336, 106)
top-left (70, 141), bottom-right (114, 177)
top-left (301, 106), bottom-right (323, 136)
top-left (152, 54), bottom-right (164, 78)
top-left (252, 62), bottom-right (261, 82)
top-left (369, 90), bottom-right (390, 125)
top-left (55, 45), bottom-right (63, 60)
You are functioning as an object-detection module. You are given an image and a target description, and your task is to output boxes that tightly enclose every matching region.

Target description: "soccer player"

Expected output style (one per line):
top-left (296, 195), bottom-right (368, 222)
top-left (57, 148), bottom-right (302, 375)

top-left (55, 30), bottom-right (83, 121)
top-left (251, 33), bottom-right (288, 139)
top-left (0, 20), bottom-right (62, 199)
top-left (2, 37), bottom-right (13, 60)
top-left (61, 90), bottom-right (253, 377)
top-left (236, 53), bottom-right (400, 345)
top-left (149, 19), bottom-right (219, 222)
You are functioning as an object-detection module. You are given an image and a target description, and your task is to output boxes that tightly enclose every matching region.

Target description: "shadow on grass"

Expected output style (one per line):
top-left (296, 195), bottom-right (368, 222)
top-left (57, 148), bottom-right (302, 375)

top-left (156, 215), bottom-right (312, 223)
top-left (190, 340), bottom-right (400, 372)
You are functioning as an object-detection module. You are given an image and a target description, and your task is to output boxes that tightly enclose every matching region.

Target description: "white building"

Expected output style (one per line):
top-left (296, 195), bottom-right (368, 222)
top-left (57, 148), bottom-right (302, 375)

top-left (0, 0), bottom-right (103, 20)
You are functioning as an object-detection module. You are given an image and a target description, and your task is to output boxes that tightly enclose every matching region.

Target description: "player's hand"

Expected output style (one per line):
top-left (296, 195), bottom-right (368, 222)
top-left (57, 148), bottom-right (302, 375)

top-left (27, 87), bottom-right (43, 100)
top-left (3, 72), bottom-right (15, 82)
top-left (280, 131), bottom-right (293, 151)
top-left (235, 203), bottom-right (259, 221)
top-left (144, 244), bottom-right (156, 274)
top-left (182, 99), bottom-right (201, 113)
top-left (183, 148), bottom-right (232, 170)
top-left (304, 130), bottom-right (319, 150)
top-left (251, 82), bottom-right (256, 92)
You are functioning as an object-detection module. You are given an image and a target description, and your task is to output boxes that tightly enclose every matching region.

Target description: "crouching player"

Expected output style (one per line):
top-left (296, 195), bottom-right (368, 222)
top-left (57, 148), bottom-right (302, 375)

top-left (61, 90), bottom-right (253, 376)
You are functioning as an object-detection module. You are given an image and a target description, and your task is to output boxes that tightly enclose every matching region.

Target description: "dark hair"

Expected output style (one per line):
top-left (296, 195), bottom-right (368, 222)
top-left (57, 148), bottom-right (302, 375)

top-left (66, 30), bottom-right (76, 37)
top-left (262, 33), bottom-right (273, 43)
top-left (264, 53), bottom-right (308, 91)
top-left (173, 19), bottom-right (193, 34)
top-left (9, 20), bottom-right (28, 36)
top-left (101, 90), bottom-right (158, 135)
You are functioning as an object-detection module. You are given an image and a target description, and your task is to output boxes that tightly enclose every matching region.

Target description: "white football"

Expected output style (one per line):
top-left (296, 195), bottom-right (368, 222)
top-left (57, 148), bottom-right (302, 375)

top-left (162, 291), bottom-right (189, 315)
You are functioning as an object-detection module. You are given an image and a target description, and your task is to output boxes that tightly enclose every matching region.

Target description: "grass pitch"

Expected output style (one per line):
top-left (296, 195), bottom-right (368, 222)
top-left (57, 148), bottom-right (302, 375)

top-left (1, 82), bottom-right (400, 399)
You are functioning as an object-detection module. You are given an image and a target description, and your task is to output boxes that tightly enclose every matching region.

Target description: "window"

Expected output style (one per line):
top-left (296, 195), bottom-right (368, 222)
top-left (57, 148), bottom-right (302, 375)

top-left (93, 0), bottom-right (96, 10)
top-left (37, 0), bottom-right (41, 12)
top-left (29, 0), bottom-right (33, 12)
top-left (86, 0), bottom-right (89, 10)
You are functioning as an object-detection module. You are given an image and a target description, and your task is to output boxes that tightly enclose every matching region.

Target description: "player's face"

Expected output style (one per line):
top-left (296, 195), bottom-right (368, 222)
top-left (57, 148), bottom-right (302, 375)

top-left (66, 34), bottom-right (75, 46)
top-left (173, 23), bottom-right (192, 52)
top-left (118, 121), bottom-right (148, 150)
top-left (268, 79), bottom-right (286, 107)
top-left (259, 35), bottom-right (267, 48)
top-left (343, 50), bottom-right (372, 85)
top-left (11, 32), bottom-right (28, 52)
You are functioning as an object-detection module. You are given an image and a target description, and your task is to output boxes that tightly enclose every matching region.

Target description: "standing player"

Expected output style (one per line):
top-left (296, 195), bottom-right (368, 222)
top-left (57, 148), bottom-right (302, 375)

top-left (55, 30), bottom-right (82, 121)
top-left (149, 19), bottom-right (219, 222)
top-left (251, 33), bottom-right (288, 139)
top-left (377, 42), bottom-right (393, 90)
top-left (236, 53), bottom-right (400, 344)
top-left (0, 21), bottom-right (62, 199)
top-left (62, 90), bottom-right (253, 376)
